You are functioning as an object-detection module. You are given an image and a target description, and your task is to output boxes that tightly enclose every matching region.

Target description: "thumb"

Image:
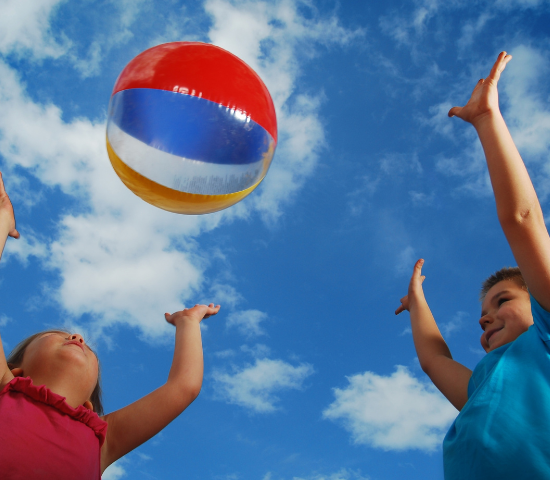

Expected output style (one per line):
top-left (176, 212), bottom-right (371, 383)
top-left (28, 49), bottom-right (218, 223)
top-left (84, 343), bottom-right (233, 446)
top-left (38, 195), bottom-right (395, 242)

top-left (448, 106), bottom-right (461, 118)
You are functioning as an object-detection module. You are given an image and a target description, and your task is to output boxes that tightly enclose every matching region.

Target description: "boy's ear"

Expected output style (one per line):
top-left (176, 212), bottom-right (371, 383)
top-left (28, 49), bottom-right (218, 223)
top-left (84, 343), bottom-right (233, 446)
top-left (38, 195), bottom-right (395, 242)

top-left (9, 367), bottom-right (23, 377)
top-left (83, 400), bottom-right (94, 412)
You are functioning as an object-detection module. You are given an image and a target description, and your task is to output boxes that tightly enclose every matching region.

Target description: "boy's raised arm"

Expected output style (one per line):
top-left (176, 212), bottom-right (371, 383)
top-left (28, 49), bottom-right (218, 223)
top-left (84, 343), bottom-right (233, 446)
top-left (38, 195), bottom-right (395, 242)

top-left (397, 260), bottom-right (472, 410)
top-left (0, 172), bottom-right (19, 388)
top-left (449, 52), bottom-right (550, 311)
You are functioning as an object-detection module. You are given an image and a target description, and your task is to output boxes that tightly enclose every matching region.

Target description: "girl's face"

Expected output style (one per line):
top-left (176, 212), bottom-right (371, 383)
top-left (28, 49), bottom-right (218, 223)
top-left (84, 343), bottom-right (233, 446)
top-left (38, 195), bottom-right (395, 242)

top-left (18, 331), bottom-right (99, 404)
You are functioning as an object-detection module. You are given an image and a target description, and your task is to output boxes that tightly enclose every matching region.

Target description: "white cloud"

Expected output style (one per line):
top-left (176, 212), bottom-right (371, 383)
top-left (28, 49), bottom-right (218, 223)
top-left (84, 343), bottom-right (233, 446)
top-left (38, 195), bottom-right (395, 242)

top-left (323, 366), bottom-right (457, 451)
top-left (212, 357), bottom-right (314, 413)
top-left (227, 309), bottom-right (268, 338)
top-left (3, 231), bottom-right (47, 267)
top-left (0, 0), bottom-right (69, 59)
top-left (102, 460), bottom-right (127, 480)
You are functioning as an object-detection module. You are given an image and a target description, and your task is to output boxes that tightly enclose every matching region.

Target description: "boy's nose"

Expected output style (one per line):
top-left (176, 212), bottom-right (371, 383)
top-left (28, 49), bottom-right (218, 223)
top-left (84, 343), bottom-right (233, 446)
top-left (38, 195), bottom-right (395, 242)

top-left (479, 313), bottom-right (493, 328)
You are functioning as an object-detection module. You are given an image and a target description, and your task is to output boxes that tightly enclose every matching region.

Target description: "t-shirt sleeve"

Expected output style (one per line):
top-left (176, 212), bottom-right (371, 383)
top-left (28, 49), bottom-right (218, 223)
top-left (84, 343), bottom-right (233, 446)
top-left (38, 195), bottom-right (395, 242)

top-left (531, 294), bottom-right (550, 342)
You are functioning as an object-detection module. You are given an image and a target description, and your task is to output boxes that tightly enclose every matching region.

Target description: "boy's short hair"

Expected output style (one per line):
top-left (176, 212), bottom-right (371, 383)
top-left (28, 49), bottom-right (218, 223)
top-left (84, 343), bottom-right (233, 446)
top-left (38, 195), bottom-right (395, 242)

top-left (480, 267), bottom-right (528, 302)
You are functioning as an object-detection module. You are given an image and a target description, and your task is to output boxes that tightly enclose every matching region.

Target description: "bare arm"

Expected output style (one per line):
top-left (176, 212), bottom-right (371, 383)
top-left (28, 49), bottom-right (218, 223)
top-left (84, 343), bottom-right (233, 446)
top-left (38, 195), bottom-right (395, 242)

top-left (0, 172), bottom-right (19, 388)
top-left (100, 303), bottom-right (220, 472)
top-left (449, 52), bottom-right (550, 311)
top-left (396, 260), bottom-right (472, 410)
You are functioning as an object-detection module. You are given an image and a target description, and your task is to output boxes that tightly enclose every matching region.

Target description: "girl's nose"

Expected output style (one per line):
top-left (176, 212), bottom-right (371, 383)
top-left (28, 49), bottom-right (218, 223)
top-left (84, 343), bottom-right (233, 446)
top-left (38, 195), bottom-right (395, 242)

top-left (69, 333), bottom-right (85, 344)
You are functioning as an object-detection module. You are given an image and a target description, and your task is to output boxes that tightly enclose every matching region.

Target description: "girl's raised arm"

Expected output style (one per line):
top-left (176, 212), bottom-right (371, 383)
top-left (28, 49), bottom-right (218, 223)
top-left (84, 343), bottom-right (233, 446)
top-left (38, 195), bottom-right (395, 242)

top-left (99, 303), bottom-right (219, 473)
top-left (0, 172), bottom-right (19, 389)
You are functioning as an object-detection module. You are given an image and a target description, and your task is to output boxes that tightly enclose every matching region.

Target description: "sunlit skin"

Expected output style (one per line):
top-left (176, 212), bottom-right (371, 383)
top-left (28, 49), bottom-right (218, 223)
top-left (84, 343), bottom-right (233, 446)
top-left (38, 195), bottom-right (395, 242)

top-left (11, 332), bottom-right (99, 411)
top-left (479, 280), bottom-right (533, 353)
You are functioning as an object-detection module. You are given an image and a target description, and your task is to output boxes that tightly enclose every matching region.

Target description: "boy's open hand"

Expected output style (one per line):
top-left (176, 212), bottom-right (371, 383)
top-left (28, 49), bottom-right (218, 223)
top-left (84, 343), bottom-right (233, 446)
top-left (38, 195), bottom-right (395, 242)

top-left (165, 303), bottom-right (220, 326)
top-left (0, 172), bottom-right (19, 239)
top-left (395, 259), bottom-right (426, 315)
top-left (448, 52), bottom-right (511, 127)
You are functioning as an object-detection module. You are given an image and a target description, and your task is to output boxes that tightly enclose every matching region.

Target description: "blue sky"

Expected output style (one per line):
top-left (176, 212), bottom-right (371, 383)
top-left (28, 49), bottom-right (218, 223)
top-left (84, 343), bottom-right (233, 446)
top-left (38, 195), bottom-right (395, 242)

top-left (1, 0), bottom-right (550, 479)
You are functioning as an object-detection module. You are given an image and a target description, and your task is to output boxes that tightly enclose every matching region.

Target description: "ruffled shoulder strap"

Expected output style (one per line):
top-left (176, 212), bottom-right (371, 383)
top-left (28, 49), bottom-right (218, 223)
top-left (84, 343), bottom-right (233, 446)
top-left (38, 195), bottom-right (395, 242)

top-left (1, 376), bottom-right (108, 445)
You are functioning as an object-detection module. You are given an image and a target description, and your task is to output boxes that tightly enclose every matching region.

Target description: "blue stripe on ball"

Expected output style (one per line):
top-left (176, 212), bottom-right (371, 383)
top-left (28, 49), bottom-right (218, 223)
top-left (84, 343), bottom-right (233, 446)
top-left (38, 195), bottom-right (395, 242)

top-left (108, 89), bottom-right (274, 165)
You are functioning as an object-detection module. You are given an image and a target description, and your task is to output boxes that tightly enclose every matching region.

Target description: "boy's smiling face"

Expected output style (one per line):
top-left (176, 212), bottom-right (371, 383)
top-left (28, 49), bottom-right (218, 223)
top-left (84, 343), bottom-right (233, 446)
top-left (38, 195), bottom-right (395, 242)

top-left (480, 280), bottom-right (533, 352)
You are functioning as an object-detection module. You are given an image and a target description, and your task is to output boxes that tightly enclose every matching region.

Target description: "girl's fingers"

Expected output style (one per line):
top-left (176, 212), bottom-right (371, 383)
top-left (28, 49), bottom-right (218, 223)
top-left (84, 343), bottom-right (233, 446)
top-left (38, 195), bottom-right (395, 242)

top-left (448, 106), bottom-right (461, 118)
top-left (489, 52), bottom-right (512, 83)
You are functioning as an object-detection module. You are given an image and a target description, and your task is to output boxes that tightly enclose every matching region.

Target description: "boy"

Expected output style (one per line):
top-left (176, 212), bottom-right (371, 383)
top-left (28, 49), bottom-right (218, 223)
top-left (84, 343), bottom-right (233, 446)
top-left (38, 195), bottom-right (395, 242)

top-left (396, 52), bottom-right (550, 478)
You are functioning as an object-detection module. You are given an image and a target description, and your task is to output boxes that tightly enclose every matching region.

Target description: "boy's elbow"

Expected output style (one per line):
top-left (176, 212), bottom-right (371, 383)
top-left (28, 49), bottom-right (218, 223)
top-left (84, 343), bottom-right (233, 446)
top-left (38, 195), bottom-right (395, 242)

top-left (498, 203), bottom-right (542, 229)
top-left (419, 357), bottom-right (441, 379)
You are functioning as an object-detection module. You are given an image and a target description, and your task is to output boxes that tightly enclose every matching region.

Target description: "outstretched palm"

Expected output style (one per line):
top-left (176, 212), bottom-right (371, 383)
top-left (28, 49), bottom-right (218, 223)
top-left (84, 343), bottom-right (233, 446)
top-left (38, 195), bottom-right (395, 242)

top-left (448, 52), bottom-right (512, 126)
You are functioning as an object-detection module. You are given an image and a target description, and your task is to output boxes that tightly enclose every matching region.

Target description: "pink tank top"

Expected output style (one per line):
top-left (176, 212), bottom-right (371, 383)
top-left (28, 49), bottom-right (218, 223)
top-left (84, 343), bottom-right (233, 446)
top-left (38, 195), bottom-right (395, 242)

top-left (0, 376), bottom-right (108, 479)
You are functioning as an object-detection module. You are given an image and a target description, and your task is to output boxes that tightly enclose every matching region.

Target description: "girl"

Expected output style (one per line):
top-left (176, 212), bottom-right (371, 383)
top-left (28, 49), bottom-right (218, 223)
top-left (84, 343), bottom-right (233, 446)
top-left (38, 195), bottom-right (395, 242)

top-left (0, 172), bottom-right (220, 479)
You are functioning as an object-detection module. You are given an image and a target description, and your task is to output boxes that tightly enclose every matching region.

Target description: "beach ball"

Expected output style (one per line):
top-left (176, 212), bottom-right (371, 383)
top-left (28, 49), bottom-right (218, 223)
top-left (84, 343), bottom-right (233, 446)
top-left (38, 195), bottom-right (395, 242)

top-left (106, 42), bottom-right (277, 214)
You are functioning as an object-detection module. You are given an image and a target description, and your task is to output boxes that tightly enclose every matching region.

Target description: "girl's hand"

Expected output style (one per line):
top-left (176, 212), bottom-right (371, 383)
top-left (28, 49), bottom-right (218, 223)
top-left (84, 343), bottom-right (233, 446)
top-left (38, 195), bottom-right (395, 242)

top-left (0, 172), bottom-right (19, 239)
top-left (395, 259), bottom-right (426, 315)
top-left (165, 303), bottom-right (220, 326)
top-left (448, 52), bottom-right (512, 127)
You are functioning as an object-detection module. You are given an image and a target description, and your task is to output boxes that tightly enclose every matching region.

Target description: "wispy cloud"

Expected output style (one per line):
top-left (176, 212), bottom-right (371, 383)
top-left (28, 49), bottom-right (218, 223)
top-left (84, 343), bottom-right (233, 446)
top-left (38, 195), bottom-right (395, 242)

top-left (323, 366), bottom-right (457, 451)
top-left (395, 246), bottom-right (416, 276)
top-left (212, 357), bottom-right (314, 413)
top-left (441, 311), bottom-right (468, 337)
top-left (0, 0), bottom-right (69, 59)
top-left (227, 309), bottom-right (268, 338)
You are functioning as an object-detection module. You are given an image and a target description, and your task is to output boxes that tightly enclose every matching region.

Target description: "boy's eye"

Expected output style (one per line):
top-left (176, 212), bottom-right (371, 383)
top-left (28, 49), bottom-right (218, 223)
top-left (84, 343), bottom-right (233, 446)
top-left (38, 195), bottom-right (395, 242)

top-left (498, 297), bottom-right (509, 306)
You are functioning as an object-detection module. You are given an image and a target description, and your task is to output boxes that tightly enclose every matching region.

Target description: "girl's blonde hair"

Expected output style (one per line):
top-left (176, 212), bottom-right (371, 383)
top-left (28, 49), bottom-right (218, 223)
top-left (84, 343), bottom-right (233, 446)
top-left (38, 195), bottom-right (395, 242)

top-left (6, 330), bottom-right (104, 415)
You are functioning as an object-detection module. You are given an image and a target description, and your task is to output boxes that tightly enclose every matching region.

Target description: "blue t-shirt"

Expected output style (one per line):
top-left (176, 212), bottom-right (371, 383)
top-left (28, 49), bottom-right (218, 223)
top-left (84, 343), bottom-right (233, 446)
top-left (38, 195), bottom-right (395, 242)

top-left (443, 295), bottom-right (550, 479)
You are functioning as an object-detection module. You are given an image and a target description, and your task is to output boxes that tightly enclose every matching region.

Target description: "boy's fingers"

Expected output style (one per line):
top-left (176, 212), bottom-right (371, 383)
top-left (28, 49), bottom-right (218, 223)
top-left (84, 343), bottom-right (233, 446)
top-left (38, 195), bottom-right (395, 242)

top-left (0, 172), bottom-right (5, 194)
top-left (412, 258), bottom-right (424, 276)
top-left (9, 229), bottom-right (19, 239)
top-left (395, 305), bottom-right (405, 315)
